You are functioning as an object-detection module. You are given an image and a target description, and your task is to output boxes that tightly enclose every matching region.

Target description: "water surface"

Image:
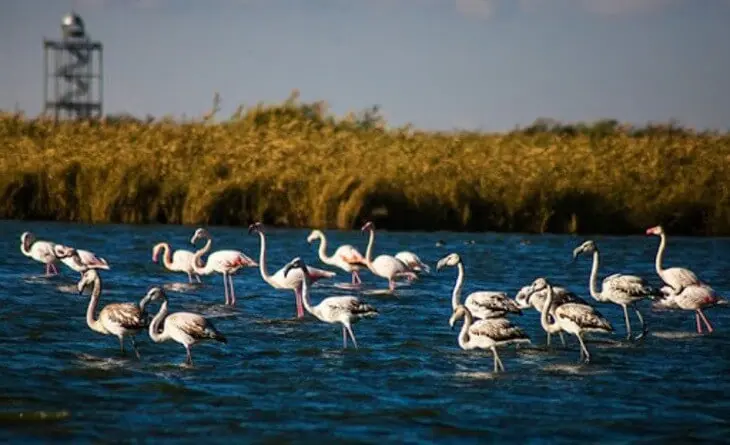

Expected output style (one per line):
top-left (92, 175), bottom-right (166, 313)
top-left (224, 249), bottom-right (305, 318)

top-left (1, 221), bottom-right (729, 443)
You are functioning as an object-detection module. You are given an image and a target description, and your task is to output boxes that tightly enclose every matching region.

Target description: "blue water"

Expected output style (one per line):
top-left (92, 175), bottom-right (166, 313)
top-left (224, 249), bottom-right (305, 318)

top-left (1, 220), bottom-right (729, 443)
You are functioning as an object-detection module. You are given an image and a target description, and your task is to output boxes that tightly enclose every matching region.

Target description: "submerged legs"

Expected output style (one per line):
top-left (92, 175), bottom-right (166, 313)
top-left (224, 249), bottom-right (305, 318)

top-left (633, 304), bottom-right (647, 340)
top-left (622, 305), bottom-right (632, 340)
top-left (576, 334), bottom-right (591, 364)
top-left (695, 312), bottom-right (703, 334)
top-left (697, 309), bottom-right (714, 334)
top-left (228, 274), bottom-right (236, 305)
top-left (345, 324), bottom-right (358, 349)
top-left (222, 272), bottom-right (230, 305)
top-left (130, 336), bottom-right (141, 359)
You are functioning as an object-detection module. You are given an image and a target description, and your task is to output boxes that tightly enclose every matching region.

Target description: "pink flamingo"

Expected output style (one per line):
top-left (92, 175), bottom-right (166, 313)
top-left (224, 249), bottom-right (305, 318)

top-left (19, 232), bottom-right (74, 276)
top-left (646, 225), bottom-right (703, 293)
top-left (306, 229), bottom-right (368, 285)
top-left (152, 242), bottom-right (201, 283)
top-left (360, 221), bottom-right (418, 292)
top-left (190, 228), bottom-right (257, 306)
top-left (659, 284), bottom-right (725, 334)
top-left (61, 247), bottom-right (110, 277)
top-left (248, 222), bottom-right (336, 319)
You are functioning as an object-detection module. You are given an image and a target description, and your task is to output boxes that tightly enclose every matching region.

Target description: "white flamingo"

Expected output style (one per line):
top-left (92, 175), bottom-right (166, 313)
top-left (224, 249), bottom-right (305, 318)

top-left (653, 284), bottom-right (725, 334)
top-left (572, 240), bottom-right (661, 340)
top-left (306, 229), bottom-right (368, 285)
top-left (395, 251), bottom-right (431, 274)
top-left (249, 222), bottom-right (336, 319)
top-left (448, 305), bottom-right (531, 373)
top-left (646, 225), bottom-right (703, 293)
top-left (19, 232), bottom-right (73, 276)
top-left (527, 278), bottom-right (613, 364)
top-left (77, 269), bottom-right (151, 359)
top-left (152, 242), bottom-right (201, 283)
top-left (145, 287), bottom-right (228, 366)
top-left (283, 257), bottom-right (378, 349)
top-left (61, 247), bottom-right (110, 276)
top-left (514, 282), bottom-right (589, 346)
top-left (436, 253), bottom-right (522, 319)
top-left (190, 228), bottom-right (258, 306)
top-left (360, 221), bottom-right (418, 292)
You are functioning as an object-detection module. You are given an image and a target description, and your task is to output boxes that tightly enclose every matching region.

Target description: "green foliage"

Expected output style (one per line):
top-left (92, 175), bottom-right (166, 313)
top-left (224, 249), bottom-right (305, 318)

top-left (1, 92), bottom-right (729, 235)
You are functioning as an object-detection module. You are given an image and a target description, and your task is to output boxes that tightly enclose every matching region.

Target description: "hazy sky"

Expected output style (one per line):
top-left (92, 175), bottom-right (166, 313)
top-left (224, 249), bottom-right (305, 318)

top-left (2, 0), bottom-right (730, 131)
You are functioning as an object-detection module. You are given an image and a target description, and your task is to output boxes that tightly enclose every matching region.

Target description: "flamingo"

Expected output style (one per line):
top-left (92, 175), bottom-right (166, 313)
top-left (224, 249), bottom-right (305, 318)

top-left (448, 305), bottom-right (531, 373)
top-left (190, 228), bottom-right (258, 306)
top-left (306, 229), bottom-right (368, 285)
top-left (77, 269), bottom-right (151, 359)
top-left (513, 282), bottom-right (589, 346)
top-left (395, 251), bottom-right (431, 274)
top-left (436, 253), bottom-right (522, 319)
top-left (360, 221), bottom-right (418, 292)
top-left (152, 242), bottom-right (201, 284)
top-left (249, 222), bottom-right (336, 319)
top-left (654, 284), bottom-right (725, 334)
top-left (283, 257), bottom-right (378, 349)
top-left (527, 278), bottom-right (613, 364)
top-left (145, 287), bottom-right (228, 366)
top-left (61, 247), bottom-right (110, 276)
top-left (572, 240), bottom-right (662, 341)
top-left (646, 225), bottom-right (703, 293)
top-left (19, 232), bottom-right (73, 276)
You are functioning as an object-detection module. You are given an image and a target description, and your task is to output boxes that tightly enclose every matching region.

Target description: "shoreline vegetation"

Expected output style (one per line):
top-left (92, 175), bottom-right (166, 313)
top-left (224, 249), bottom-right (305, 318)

top-left (2, 91), bottom-right (729, 236)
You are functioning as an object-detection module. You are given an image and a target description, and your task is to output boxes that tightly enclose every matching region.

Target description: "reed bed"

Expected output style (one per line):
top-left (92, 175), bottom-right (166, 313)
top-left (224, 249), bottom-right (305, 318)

top-left (2, 93), bottom-right (729, 235)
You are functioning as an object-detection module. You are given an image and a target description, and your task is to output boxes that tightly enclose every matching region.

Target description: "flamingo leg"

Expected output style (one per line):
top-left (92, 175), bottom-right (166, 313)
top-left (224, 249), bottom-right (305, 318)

top-left (633, 304), bottom-right (647, 340)
top-left (698, 309), bottom-right (714, 333)
top-left (622, 304), bottom-right (632, 340)
top-left (695, 312), bottom-right (703, 333)
top-left (546, 332), bottom-right (551, 347)
top-left (353, 270), bottom-right (361, 284)
top-left (195, 274), bottom-right (202, 283)
top-left (129, 336), bottom-right (141, 359)
top-left (187, 272), bottom-right (194, 284)
top-left (44, 263), bottom-right (50, 276)
top-left (559, 332), bottom-right (566, 346)
top-left (228, 274), bottom-right (236, 306)
top-left (52, 263), bottom-right (59, 274)
top-left (119, 336), bottom-right (125, 354)
top-left (345, 324), bottom-right (358, 349)
top-left (185, 346), bottom-right (194, 366)
top-left (222, 272), bottom-right (230, 305)
top-left (577, 334), bottom-right (591, 364)
top-left (294, 288), bottom-right (304, 318)
top-left (388, 280), bottom-right (395, 292)
top-left (342, 325), bottom-right (348, 348)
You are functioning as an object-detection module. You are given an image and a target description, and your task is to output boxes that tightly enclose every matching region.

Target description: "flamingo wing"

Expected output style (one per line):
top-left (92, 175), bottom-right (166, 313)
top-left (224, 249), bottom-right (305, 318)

top-left (336, 245), bottom-right (367, 266)
top-left (78, 249), bottom-right (110, 269)
top-left (603, 273), bottom-right (659, 298)
top-left (101, 303), bottom-right (147, 330)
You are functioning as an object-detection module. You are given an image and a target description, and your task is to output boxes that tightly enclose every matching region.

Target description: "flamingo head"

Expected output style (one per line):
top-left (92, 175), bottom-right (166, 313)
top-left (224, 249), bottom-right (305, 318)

top-left (53, 244), bottom-right (76, 259)
top-left (360, 221), bottom-right (374, 232)
top-left (306, 230), bottom-right (322, 244)
top-left (20, 232), bottom-right (35, 251)
top-left (283, 257), bottom-right (306, 279)
top-left (449, 305), bottom-right (468, 330)
top-left (436, 253), bottom-right (461, 271)
top-left (646, 225), bottom-right (664, 236)
top-left (527, 277), bottom-right (551, 295)
top-left (190, 228), bottom-right (210, 245)
top-left (248, 222), bottom-right (264, 235)
top-left (77, 268), bottom-right (100, 295)
top-left (142, 286), bottom-right (167, 304)
top-left (571, 240), bottom-right (597, 261)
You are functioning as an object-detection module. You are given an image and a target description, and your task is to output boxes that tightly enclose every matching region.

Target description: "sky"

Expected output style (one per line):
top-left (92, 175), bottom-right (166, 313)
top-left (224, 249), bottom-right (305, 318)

top-left (1, 0), bottom-right (730, 131)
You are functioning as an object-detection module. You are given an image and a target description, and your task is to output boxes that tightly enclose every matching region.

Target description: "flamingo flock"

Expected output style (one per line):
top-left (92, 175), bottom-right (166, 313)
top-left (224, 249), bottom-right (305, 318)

top-left (18, 223), bottom-right (726, 370)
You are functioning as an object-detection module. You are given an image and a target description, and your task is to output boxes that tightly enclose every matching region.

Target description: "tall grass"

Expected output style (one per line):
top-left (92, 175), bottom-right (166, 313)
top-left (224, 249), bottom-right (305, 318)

top-left (2, 92), bottom-right (729, 235)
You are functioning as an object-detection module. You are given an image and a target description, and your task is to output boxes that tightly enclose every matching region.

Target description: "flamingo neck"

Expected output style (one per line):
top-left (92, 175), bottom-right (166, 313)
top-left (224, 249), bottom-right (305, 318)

top-left (153, 243), bottom-right (174, 269)
top-left (540, 285), bottom-right (561, 334)
top-left (148, 299), bottom-right (169, 343)
top-left (255, 232), bottom-right (276, 286)
top-left (313, 231), bottom-right (333, 264)
top-left (191, 238), bottom-right (214, 275)
top-left (458, 309), bottom-right (472, 349)
top-left (588, 250), bottom-right (604, 301)
top-left (20, 236), bottom-right (33, 257)
top-left (86, 276), bottom-right (107, 334)
top-left (451, 262), bottom-right (465, 310)
top-left (299, 269), bottom-right (317, 317)
top-left (364, 229), bottom-right (376, 271)
top-left (654, 233), bottom-right (667, 278)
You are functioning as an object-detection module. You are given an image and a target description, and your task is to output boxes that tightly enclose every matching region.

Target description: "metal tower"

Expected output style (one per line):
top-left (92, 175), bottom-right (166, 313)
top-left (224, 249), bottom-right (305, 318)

top-left (43, 12), bottom-right (103, 120)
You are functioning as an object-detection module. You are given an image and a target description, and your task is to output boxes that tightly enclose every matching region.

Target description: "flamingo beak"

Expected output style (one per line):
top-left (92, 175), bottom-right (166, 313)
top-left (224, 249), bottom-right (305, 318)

top-left (436, 258), bottom-right (447, 272)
